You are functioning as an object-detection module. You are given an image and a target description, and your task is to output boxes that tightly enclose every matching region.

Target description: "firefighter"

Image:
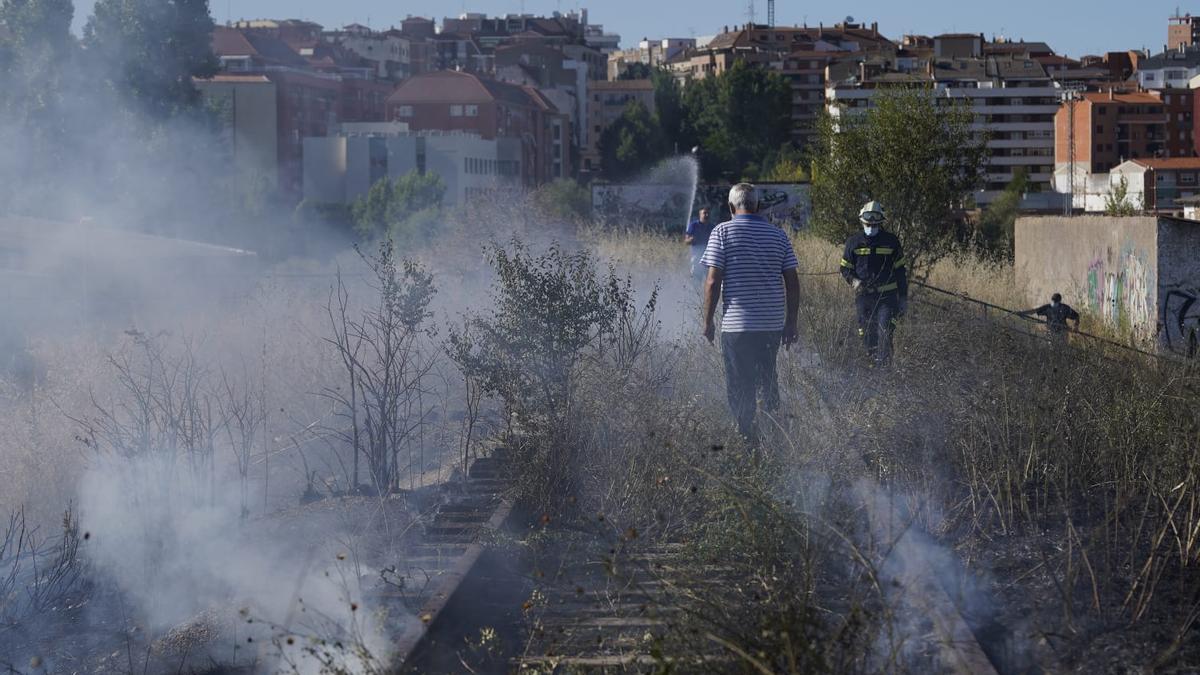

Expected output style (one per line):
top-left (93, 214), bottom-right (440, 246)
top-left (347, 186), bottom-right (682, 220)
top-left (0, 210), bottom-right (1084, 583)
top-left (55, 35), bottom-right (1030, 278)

top-left (841, 201), bottom-right (908, 366)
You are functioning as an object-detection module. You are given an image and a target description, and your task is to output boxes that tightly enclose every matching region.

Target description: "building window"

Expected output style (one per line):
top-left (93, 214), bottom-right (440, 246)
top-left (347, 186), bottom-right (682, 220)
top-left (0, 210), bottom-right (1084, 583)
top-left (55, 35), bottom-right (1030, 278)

top-left (397, 105), bottom-right (414, 118)
top-left (1181, 172), bottom-right (1197, 185)
top-left (465, 104), bottom-right (479, 117)
top-left (450, 104), bottom-right (464, 117)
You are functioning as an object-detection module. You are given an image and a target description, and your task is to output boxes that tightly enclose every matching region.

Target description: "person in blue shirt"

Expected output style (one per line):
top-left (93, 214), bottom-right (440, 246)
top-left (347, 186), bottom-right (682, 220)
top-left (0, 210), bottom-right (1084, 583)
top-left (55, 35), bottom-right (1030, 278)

top-left (684, 208), bottom-right (713, 279)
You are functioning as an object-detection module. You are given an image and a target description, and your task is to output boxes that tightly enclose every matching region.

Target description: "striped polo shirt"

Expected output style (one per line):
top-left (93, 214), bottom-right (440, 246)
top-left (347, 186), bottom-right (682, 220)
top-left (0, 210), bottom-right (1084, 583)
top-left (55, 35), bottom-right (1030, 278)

top-left (701, 214), bottom-right (798, 333)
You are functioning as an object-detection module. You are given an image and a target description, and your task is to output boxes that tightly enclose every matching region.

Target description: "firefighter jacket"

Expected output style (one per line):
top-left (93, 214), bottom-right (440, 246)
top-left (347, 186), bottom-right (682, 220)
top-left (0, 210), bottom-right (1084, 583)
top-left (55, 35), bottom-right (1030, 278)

top-left (841, 230), bottom-right (908, 298)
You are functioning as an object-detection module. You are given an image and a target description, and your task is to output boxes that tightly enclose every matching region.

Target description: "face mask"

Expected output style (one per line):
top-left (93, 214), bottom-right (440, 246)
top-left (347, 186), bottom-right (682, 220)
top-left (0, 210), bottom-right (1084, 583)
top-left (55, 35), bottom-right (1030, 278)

top-left (863, 225), bottom-right (880, 237)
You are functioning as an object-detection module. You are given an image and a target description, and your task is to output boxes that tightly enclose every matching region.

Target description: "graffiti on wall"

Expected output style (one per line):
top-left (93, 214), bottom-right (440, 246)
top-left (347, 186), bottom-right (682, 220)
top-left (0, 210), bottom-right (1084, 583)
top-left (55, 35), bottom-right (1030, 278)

top-left (1162, 285), bottom-right (1200, 357)
top-left (592, 183), bottom-right (810, 232)
top-left (1085, 245), bottom-right (1154, 337)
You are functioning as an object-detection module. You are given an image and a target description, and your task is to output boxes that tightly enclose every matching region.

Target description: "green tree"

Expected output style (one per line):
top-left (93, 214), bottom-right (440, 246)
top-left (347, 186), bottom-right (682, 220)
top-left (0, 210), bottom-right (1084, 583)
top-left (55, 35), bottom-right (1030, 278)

top-left (975, 166), bottom-right (1028, 260)
top-left (597, 100), bottom-right (667, 179)
top-left (83, 0), bottom-right (218, 119)
top-left (760, 144), bottom-right (809, 183)
top-left (652, 68), bottom-right (684, 153)
top-left (617, 62), bottom-right (652, 80)
top-left (1105, 175), bottom-right (1140, 216)
top-left (810, 87), bottom-right (988, 270)
top-left (351, 170), bottom-right (446, 241)
top-left (681, 61), bottom-right (793, 182)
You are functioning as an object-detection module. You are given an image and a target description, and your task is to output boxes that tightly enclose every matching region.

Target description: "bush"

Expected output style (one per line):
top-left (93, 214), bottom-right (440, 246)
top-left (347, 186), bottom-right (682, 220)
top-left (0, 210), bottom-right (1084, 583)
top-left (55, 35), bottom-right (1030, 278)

top-left (351, 170), bottom-right (446, 241)
top-left (530, 179), bottom-right (591, 224)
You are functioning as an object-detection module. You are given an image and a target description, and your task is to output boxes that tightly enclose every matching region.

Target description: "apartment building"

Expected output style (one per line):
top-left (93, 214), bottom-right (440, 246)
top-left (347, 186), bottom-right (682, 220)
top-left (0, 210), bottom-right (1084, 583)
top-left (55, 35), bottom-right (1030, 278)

top-left (386, 70), bottom-right (570, 184)
top-left (827, 54), bottom-right (1061, 202)
top-left (1054, 92), bottom-right (1175, 175)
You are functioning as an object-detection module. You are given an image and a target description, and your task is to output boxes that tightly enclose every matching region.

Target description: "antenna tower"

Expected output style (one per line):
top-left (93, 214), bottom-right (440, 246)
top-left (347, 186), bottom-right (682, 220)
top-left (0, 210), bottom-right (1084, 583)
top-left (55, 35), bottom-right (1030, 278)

top-left (768, 0), bottom-right (775, 26)
top-left (746, 0), bottom-right (755, 25)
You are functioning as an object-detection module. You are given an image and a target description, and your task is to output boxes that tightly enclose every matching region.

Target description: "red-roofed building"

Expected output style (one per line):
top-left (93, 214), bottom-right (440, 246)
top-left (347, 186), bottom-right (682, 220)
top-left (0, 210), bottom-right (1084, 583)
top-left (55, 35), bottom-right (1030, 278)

top-left (1111, 157), bottom-right (1200, 210)
top-left (1054, 91), bottom-right (1194, 176)
top-left (387, 71), bottom-right (570, 183)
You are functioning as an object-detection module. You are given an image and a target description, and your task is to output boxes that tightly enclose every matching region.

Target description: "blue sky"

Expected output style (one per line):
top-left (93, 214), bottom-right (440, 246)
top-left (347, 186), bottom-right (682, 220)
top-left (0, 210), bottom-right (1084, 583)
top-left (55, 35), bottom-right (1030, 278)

top-left (72, 0), bottom-right (1185, 59)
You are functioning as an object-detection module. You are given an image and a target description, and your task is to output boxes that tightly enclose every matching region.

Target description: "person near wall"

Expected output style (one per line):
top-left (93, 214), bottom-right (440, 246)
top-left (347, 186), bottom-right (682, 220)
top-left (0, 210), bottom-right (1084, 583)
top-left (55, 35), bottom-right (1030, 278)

top-left (701, 184), bottom-right (800, 438)
top-left (1018, 293), bottom-right (1080, 344)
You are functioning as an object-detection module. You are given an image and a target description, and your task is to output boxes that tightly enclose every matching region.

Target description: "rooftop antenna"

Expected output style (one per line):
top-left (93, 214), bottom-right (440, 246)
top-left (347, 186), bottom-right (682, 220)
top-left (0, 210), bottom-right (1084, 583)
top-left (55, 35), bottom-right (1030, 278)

top-left (768, 0), bottom-right (775, 27)
top-left (746, 0), bottom-right (756, 25)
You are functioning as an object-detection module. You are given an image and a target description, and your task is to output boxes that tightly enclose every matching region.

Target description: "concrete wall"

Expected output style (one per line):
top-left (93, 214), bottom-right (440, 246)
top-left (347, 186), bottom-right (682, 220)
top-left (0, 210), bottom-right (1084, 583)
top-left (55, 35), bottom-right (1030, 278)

top-left (1015, 216), bottom-right (1160, 340)
top-left (1156, 218), bottom-right (1200, 354)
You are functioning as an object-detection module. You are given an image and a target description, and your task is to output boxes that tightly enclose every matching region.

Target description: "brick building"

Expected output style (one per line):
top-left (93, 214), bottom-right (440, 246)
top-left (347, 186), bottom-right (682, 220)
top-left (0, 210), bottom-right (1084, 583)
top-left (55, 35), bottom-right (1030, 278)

top-left (1111, 158), bottom-right (1200, 211)
top-left (386, 70), bottom-right (570, 184)
top-left (1169, 14), bottom-right (1200, 50)
top-left (1053, 92), bottom-right (1185, 176)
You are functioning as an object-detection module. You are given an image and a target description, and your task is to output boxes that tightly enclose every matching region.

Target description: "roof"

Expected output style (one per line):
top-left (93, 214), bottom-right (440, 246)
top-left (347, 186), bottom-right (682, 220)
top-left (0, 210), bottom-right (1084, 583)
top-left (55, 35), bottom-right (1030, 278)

top-left (195, 74), bottom-right (272, 84)
top-left (985, 40), bottom-right (1054, 56)
top-left (1128, 158), bottom-right (1200, 170)
top-left (387, 70), bottom-right (555, 110)
top-left (1080, 91), bottom-right (1162, 104)
top-left (1140, 45), bottom-right (1200, 69)
top-left (934, 33), bottom-right (983, 40)
top-left (212, 26), bottom-right (310, 67)
top-left (591, 79), bottom-right (655, 90)
top-left (1036, 54), bottom-right (1081, 67)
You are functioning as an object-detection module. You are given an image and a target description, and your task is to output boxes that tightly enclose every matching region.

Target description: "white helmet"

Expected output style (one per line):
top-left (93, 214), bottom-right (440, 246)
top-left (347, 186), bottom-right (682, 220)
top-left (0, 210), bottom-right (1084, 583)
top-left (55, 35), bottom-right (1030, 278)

top-left (859, 201), bottom-right (886, 226)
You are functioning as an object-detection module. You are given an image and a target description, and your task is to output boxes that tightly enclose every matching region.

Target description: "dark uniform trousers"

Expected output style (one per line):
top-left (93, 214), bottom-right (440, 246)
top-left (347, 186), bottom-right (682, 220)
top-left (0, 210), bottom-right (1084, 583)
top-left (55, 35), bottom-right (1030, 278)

top-left (721, 331), bottom-right (782, 436)
top-left (856, 291), bottom-right (900, 366)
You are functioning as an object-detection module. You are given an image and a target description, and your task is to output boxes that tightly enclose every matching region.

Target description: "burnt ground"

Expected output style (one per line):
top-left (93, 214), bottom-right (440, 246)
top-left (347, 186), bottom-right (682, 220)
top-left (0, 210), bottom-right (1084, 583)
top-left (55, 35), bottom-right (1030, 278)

top-left (976, 530), bottom-right (1200, 674)
top-left (3, 494), bottom-right (425, 674)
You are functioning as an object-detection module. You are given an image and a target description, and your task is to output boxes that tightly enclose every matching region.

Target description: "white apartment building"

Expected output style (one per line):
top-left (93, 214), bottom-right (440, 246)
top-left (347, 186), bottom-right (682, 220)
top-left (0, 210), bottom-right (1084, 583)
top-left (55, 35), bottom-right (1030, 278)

top-left (826, 57), bottom-right (1061, 205)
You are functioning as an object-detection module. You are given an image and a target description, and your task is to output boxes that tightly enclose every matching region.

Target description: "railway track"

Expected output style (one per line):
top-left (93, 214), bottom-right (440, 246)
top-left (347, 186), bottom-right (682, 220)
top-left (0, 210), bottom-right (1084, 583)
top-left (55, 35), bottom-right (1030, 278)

top-left (389, 378), bottom-right (1052, 675)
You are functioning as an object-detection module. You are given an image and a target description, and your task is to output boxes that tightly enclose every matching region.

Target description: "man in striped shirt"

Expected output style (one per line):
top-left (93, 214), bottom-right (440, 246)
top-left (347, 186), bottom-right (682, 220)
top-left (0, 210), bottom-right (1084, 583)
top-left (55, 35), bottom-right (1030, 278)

top-left (701, 183), bottom-right (800, 437)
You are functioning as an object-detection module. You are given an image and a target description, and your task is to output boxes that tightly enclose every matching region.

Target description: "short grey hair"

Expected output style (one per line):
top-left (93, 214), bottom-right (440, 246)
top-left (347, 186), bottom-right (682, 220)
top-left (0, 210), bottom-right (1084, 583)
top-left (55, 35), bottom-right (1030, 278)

top-left (728, 183), bottom-right (759, 212)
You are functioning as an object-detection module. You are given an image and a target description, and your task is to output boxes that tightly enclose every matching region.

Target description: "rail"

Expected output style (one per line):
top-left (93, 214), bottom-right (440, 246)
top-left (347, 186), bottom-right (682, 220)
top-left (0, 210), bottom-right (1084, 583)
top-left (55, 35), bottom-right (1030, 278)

top-left (908, 279), bottom-right (1179, 364)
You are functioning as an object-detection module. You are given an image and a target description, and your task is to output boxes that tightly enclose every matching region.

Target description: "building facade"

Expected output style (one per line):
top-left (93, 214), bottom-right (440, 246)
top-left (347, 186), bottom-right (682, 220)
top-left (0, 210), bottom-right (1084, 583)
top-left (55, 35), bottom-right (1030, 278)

top-left (1110, 158), bottom-right (1200, 212)
top-left (386, 70), bottom-right (570, 185)
top-left (827, 55), bottom-right (1061, 202)
top-left (1054, 92), bottom-right (1171, 176)
top-left (303, 124), bottom-right (522, 206)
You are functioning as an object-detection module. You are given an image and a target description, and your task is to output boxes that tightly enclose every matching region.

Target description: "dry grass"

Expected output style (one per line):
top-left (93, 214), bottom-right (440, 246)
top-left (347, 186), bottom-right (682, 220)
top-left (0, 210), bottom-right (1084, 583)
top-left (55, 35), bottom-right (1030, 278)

top-left (503, 227), bottom-right (1200, 672)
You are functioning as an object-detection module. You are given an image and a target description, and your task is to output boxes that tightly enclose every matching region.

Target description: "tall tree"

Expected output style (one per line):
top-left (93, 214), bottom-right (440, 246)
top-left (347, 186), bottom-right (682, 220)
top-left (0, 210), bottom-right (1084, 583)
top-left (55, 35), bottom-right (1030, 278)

top-left (680, 60), bottom-right (792, 182)
top-left (597, 100), bottom-right (667, 180)
top-left (0, 0), bottom-right (77, 213)
top-left (810, 87), bottom-right (988, 270)
top-left (83, 0), bottom-right (218, 119)
top-left (651, 68), bottom-right (684, 154)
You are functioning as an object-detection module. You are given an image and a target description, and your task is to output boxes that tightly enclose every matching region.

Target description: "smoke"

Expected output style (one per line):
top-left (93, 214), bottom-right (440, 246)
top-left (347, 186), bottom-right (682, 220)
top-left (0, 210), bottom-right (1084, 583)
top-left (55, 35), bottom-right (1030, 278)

top-left (76, 453), bottom-right (396, 671)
